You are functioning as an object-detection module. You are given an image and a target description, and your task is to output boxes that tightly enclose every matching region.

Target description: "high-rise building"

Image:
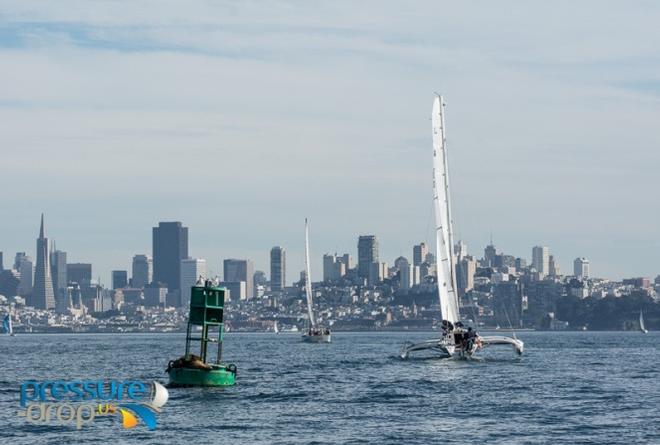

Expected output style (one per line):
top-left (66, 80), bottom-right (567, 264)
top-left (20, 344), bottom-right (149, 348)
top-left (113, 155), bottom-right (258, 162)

top-left (456, 255), bottom-right (477, 297)
top-left (131, 254), bottom-right (152, 288)
top-left (144, 283), bottom-right (168, 307)
top-left (323, 254), bottom-right (336, 282)
top-left (223, 259), bottom-right (254, 298)
top-left (484, 244), bottom-right (497, 267)
top-left (548, 255), bottom-right (560, 277)
top-left (323, 253), bottom-right (349, 282)
top-left (368, 262), bottom-right (387, 286)
top-left (180, 258), bottom-right (206, 306)
top-left (532, 246), bottom-right (550, 278)
top-left (33, 214), bottom-right (56, 310)
top-left (573, 257), bottom-right (590, 279)
top-left (15, 253), bottom-right (33, 296)
top-left (152, 222), bottom-right (188, 293)
top-left (399, 258), bottom-right (412, 291)
top-left (50, 250), bottom-right (67, 292)
top-left (111, 270), bottom-right (128, 289)
top-left (67, 263), bottom-right (92, 286)
top-left (454, 241), bottom-right (467, 261)
top-left (358, 235), bottom-right (379, 279)
top-left (413, 242), bottom-right (429, 266)
top-left (270, 246), bottom-right (286, 292)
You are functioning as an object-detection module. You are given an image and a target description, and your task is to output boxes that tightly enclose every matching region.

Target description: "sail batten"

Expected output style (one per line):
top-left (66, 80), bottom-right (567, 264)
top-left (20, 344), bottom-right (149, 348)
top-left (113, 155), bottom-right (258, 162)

top-left (432, 96), bottom-right (460, 324)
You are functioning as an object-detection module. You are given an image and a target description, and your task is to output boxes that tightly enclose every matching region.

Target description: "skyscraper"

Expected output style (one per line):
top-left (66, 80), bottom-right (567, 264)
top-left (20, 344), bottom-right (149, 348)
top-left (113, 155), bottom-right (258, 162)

top-left (399, 257), bottom-right (412, 291)
top-left (131, 254), bottom-right (152, 288)
top-left (358, 235), bottom-right (379, 279)
top-left (112, 270), bottom-right (128, 289)
top-left (413, 242), bottom-right (429, 266)
top-left (67, 263), bottom-right (92, 286)
top-left (50, 250), bottom-right (67, 292)
top-left (15, 253), bottom-right (33, 296)
top-left (180, 258), bottom-right (206, 306)
top-left (270, 246), bottom-right (286, 292)
top-left (152, 222), bottom-right (188, 293)
top-left (548, 255), bottom-right (560, 277)
top-left (33, 214), bottom-right (56, 310)
top-left (574, 257), bottom-right (590, 279)
top-left (224, 259), bottom-right (254, 298)
top-left (532, 246), bottom-right (550, 278)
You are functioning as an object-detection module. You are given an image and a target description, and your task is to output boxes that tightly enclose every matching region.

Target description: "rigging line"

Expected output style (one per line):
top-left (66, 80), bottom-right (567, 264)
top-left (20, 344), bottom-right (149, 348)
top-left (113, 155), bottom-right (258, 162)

top-left (503, 302), bottom-right (517, 340)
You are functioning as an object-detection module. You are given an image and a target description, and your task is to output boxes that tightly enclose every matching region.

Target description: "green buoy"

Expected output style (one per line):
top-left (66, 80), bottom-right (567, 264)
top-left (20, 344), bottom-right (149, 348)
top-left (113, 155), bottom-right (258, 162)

top-left (167, 281), bottom-right (237, 387)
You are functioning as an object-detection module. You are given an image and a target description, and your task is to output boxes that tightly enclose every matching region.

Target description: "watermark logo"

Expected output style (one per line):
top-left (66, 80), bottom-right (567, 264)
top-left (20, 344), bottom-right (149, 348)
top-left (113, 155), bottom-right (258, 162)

top-left (17, 380), bottom-right (169, 430)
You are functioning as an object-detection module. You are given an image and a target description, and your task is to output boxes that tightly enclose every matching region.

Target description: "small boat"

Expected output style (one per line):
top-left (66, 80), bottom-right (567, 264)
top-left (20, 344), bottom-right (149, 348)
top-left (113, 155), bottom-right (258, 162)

top-left (640, 309), bottom-right (648, 334)
top-left (273, 320), bottom-right (280, 334)
top-left (2, 313), bottom-right (15, 337)
top-left (301, 218), bottom-right (331, 344)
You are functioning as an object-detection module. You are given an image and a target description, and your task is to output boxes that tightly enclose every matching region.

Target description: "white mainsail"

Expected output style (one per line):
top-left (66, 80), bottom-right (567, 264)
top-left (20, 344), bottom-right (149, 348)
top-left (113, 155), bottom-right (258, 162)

top-left (432, 95), bottom-right (460, 324)
top-left (640, 310), bottom-right (647, 333)
top-left (304, 218), bottom-right (317, 328)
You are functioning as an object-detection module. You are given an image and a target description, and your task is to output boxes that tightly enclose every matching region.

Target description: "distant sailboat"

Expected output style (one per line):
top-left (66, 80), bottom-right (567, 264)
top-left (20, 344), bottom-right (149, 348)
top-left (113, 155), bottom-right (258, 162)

top-left (400, 95), bottom-right (523, 359)
top-left (2, 314), bottom-right (15, 337)
top-left (640, 310), bottom-right (648, 334)
top-left (274, 320), bottom-right (280, 334)
top-left (301, 218), bottom-right (331, 343)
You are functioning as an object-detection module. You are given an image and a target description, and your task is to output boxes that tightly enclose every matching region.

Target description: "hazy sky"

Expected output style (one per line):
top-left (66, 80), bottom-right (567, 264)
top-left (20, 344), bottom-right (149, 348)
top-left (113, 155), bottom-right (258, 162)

top-left (1, 1), bottom-right (659, 284)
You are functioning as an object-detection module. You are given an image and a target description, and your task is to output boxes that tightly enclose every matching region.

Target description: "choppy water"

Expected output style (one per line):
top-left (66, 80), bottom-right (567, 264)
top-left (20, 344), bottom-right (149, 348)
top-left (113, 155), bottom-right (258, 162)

top-left (0, 332), bottom-right (658, 444)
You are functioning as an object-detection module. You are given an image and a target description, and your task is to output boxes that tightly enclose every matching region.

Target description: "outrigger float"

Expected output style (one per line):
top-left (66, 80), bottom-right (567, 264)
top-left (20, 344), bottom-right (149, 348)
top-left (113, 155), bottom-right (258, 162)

top-left (166, 280), bottom-right (237, 387)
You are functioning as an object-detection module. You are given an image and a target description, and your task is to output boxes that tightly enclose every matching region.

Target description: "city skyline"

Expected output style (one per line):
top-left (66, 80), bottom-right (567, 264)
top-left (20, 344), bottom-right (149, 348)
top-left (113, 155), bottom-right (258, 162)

top-left (1, 2), bottom-right (660, 280)
top-left (2, 213), bottom-right (654, 290)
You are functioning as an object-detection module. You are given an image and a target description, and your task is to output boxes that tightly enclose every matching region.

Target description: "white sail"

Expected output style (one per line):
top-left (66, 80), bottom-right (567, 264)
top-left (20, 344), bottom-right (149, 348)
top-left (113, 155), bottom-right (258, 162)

top-left (432, 95), bottom-right (460, 324)
top-left (640, 310), bottom-right (647, 333)
top-left (304, 218), bottom-right (317, 328)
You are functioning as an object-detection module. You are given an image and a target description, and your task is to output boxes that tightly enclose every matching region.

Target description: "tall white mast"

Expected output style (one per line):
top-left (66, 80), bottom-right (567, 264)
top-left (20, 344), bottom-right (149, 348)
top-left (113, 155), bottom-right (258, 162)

top-left (432, 95), bottom-right (460, 323)
top-left (304, 218), bottom-right (317, 328)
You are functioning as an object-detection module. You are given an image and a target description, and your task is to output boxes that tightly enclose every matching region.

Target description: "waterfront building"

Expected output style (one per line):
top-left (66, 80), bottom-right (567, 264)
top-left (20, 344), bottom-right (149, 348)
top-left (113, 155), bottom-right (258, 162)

top-left (152, 221), bottom-right (188, 294)
top-left (131, 254), bottom-right (152, 288)
top-left (224, 259), bottom-right (254, 298)
top-left (270, 246), bottom-right (286, 292)
top-left (358, 235), bottom-right (379, 279)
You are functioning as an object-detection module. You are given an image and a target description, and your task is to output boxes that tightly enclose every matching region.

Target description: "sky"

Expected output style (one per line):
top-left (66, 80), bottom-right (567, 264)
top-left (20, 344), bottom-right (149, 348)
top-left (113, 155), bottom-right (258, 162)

top-left (1, 1), bottom-right (659, 284)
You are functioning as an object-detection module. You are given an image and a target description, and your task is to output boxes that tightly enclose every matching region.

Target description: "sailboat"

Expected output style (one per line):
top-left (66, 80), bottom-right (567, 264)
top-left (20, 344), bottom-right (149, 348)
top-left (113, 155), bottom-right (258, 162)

top-left (400, 95), bottom-right (523, 359)
top-left (2, 313), bottom-right (15, 337)
top-left (301, 218), bottom-right (331, 343)
top-left (640, 309), bottom-right (648, 334)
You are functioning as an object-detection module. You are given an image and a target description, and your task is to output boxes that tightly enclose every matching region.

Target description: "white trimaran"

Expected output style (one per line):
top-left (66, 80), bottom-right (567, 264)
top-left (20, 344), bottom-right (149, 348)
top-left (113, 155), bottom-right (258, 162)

top-left (302, 218), bottom-right (331, 343)
top-left (400, 95), bottom-right (524, 359)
